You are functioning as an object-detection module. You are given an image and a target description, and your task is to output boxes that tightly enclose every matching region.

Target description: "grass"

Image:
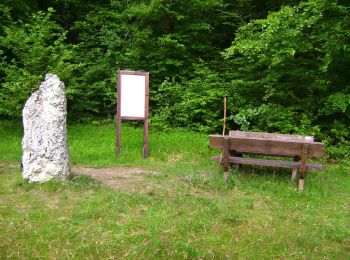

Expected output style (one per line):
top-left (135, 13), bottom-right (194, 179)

top-left (72, 124), bottom-right (213, 170)
top-left (0, 120), bottom-right (349, 259)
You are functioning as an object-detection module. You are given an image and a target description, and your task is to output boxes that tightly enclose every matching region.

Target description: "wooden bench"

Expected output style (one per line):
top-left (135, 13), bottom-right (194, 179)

top-left (209, 131), bottom-right (324, 191)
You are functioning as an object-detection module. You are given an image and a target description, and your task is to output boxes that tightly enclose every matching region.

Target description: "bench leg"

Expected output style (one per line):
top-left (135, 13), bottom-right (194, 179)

top-left (291, 156), bottom-right (300, 182)
top-left (223, 137), bottom-right (230, 182)
top-left (235, 152), bottom-right (242, 171)
top-left (298, 178), bottom-right (305, 191)
top-left (298, 144), bottom-right (308, 192)
top-left (224, 170), bottom-right (229, 182)
top-left (291, 168), bottom-right (298, 182)
top-left (230, 150), bottom-right (242, 171)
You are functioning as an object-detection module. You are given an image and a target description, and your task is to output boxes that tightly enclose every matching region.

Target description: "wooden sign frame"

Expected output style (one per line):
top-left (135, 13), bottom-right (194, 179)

top-left (116, 70), bottom-right (149, 158)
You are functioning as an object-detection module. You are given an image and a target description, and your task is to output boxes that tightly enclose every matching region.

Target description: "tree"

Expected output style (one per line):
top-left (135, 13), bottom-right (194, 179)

top-left (0, 9), bottom-right (76, 117)
top-left (224, 0), bottom-right (350, 155)
top-left (70, 0), bottom-right (242, 118)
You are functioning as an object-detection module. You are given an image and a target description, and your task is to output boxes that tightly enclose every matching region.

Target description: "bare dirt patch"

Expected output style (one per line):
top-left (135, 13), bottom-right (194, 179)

top-left (0, 163), bottom-right (19, 169)
top-left (0, 163), bottom-right (159, 192)
top-left (72, 166), bottom-right (158, 192)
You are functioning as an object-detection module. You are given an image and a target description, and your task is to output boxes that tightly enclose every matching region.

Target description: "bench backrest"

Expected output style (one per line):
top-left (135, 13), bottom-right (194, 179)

top-left (209, 135), bottom-right (324, 158)
top-left (229, 130), bottom-right (314, 142)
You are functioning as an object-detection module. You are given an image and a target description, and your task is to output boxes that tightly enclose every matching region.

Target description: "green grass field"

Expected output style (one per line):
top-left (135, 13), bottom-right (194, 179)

top-left (0, 121), bottom-right (349, 259)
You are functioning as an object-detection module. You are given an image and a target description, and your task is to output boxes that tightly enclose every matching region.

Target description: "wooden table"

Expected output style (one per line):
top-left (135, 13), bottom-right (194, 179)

top-left (209, 131), bottom-right (324, 191)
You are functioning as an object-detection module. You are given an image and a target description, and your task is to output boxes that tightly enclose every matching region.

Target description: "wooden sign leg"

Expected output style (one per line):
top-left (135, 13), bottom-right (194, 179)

top-left (116, 70), bottom-right (121, 156)
top-left (143, 118), bottom-right (149, 158)
top-left (116, 116), bottom-right (121, 156)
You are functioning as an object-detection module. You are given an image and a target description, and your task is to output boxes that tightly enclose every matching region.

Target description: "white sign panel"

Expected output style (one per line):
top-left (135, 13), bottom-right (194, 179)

top-left (120, 74), bottom-right (146, 118)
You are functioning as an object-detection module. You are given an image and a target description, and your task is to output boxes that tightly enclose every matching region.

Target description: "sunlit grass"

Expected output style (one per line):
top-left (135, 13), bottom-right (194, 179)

top-left (67, 123), bottom-right (214, 169)
top-left (0, 121), bottom-right (349, 258)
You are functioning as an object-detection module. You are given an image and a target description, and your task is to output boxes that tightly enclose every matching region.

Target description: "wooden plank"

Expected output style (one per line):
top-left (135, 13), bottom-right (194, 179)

top-left (209, 135), bottom-right (324, 158)
top-left (229, 130), bottom-right (314, 142)
top-left (298, 179), bottom-right (305, 192)
top-left (116, 71), bottom-right (122, 155)
top-left (300, 144), bottom-right (308, 177)
top-left (230, 151), bottom-right (292, 158)
top-left (144, 118), bottom-right (149, 158)
top-left (211, 156), bottom-right (323, 171)
top-left (230, 150), bottom-right (242, 170)
top-left (298, 144), bottom-right (308, 191)
top-left (223, 137), bottom-right (230, 171)
top-left (143, 73), bottom-right (149, 158)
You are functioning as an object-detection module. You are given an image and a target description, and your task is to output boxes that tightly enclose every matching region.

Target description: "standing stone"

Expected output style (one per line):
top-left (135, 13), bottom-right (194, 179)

top-left (22, 74), bottom-right (70, 183)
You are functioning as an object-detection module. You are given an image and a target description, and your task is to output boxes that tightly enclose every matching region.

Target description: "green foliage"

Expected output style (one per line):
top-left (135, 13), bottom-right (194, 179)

top-left (152, 64), bottom-right (230, 132)
top-left (0, 9), bottom-right (76, 117)
top-left (225, 0), bottom-right (350, 146)
top-left (1, 0), bottom-right (350, 157)
top-left (68, 0), bottom-right (241, 118)
top-left (0, 4), bottom-right (12, 30)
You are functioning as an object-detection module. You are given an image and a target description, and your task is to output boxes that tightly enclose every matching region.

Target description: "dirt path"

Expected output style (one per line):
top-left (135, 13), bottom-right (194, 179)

top-left (72, 166), bottom-right (158, 190)
top-left (0, 163), bottom-right (158, 191)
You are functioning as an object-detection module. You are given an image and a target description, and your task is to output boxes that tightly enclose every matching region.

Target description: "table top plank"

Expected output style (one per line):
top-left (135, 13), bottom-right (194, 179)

top-left (229, 130), bottom-right (314, 142)
top-left (209, 135), bottom-right (324, 158)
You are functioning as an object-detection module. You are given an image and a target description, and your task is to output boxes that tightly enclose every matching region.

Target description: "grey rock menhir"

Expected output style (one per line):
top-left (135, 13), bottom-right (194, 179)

top-left (22, 73), bottom-right (70, 183)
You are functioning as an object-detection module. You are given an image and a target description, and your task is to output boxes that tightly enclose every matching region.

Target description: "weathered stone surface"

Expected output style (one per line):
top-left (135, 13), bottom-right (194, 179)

top-left (22, 73), bottom-right (70, 183)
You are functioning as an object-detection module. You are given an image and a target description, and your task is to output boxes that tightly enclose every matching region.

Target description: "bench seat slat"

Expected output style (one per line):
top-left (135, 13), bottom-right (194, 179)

top-left (232, 151), bottom-right (292, 158)
top-left (211, 156), bottom-right (323, 171)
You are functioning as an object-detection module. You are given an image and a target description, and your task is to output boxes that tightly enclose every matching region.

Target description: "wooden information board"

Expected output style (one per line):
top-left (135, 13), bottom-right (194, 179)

top-left (116, 70), bottom-right (149, 158)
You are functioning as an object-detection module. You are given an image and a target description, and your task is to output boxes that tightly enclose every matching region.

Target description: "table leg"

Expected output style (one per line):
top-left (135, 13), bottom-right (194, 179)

top-left (291, 155), bottom-right (300, 182)
top-left (230, 150), bottom-right (242, 171)
top-left (291, 168), bottom-right (298, 182)
top-left (298, 144), bottom-right (308, 191)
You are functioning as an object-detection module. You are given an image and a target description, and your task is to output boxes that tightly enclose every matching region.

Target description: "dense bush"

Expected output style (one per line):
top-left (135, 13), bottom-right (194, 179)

top-left (0, 8), bottom-right (76, 117)
top-left (152, 64), bottom-right (230, 132)
top-left (0, 0), bottom-right (350, 157)
top-left (224, 0), bottom-right (350, 157)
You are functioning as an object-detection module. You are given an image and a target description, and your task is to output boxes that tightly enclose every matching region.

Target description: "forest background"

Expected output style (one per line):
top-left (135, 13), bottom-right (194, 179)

top-left (1, 0), bottom-right (350, 159)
